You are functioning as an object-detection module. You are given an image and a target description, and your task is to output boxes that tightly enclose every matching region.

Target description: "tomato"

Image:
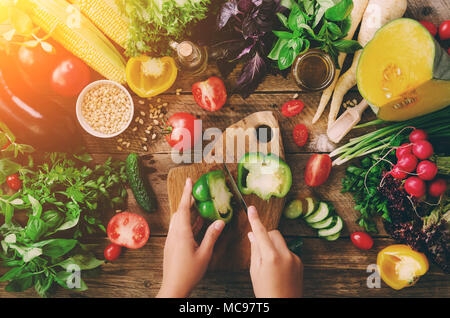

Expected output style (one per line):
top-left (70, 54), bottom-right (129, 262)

top-left (428, 178), bottom-right (447, 197)
top-left (192, 77), bottom-right (227, 112)
top-left (438, 20), bottom-right (450, 40)
top-left (395, 143), bottom-right (412, 160)
top-left (304, 154), bottom-right (332, 187)
top-left (419, 21), bottom-right (437, 37)
top-left (404, 177), bottom-right (426, 198)
top-left (6, 174), bottom-right (22, 191)
top-left (51, 57), bottom-right (91, 97)
top-left (412, 140), bottom-right (434, 160)
top-left (293, 124), bottom-right (308, 147)
top-left (104, 243), bottom-right (122, 261)
top-left (281, 100), bottom-right (305, 117)
top-left (107, 212), bottom-right (150, 249)
top-left (351, 232), bottom-right (373, 250)
top-left (164, 112), bottom-right (201, 151)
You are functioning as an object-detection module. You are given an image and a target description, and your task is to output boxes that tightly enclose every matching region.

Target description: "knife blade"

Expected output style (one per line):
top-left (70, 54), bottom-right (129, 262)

top-left (223, 163), bottom-right (248, 213)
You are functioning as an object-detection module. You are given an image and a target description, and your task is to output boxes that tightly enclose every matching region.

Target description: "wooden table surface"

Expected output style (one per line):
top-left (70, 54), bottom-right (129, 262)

top-left (1, 0), bottom-right (449, 298)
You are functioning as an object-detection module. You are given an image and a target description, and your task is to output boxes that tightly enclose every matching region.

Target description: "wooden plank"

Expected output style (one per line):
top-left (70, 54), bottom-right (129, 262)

top-left (1, 237), bottom-right (447, 298)
top-left (81, 92), bottom-right (375, 155)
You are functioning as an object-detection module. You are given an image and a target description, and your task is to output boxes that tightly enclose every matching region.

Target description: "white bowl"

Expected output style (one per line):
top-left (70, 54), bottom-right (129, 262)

top-left (76, 80), bottom-right (134, 138)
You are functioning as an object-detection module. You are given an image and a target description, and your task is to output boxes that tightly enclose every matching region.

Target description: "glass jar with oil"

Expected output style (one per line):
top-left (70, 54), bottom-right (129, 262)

top-left (291, 49), bottom-right (335, 92)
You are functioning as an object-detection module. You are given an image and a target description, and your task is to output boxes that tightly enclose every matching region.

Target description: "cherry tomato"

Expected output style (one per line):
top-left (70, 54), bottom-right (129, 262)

top-left (104, 243), bottom-right (122, 261)
top-left (404, 177), bottom-right (426, 197)
top-left (281, 100), bottom-right (305, 117)
top-left (192, 77), bottom-right (227, 112)
top-left (428, 178), bottom-right (447, 197)
top-left (51, 57), bottom-right (91, 97)
top-left (395, 143), bottom-right (413, 160)
top-left (419, 21), bottom-right (438, 37)
top-left (293, 124), bottom-right (308, 147)
top-left (164, 112), bottom-right (200, 151)
top-left (107, 212), bottom-right (150, 249)
top-left (412, 140), bottom-right (434, 160)
top-left (439, 20), bottom-right (450, 40)
top-left (416, 160), bottom-right (437, 181)
top-left (350, 232), bottom-right (373, 250)
top-left (6, 173), bottom-right (22, 191)
top-left (304, 154), bottom-right (332, 187)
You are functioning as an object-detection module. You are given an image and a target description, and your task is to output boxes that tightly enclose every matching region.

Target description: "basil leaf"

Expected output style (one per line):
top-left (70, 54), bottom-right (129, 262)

top-left (28, 195), bottom-right (42, 218)
top-left (33, 239), bottom-right (77, 258)
top-left (340, 16), bottom-right (352, 36)
top-left (278, 45), bottom-right (296, 70)
top-left (5, 275), bottom-right (33, 292)
top-left (59, 253), bottom-right (104, 271)
top-left (0, 266), bottom-right (24, 282)
top-left (325, 0), bottom-right (353, 22)
top-left (272, 30), bottom-right (295, 39)
top-left (333, 39), bottom-right (362, 53)
top-left (287, 2), bottom-right (302, 31)
top-left (276, 12), bottom-right (289, 29)
top-left (327, 22), bottom-right (342, 39)
top-left (25, 217), bottom-right (48, 242)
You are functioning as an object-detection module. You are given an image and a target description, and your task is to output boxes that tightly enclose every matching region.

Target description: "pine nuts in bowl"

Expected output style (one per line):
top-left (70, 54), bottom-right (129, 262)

top-left (76, 80), bottom-right (134, 138)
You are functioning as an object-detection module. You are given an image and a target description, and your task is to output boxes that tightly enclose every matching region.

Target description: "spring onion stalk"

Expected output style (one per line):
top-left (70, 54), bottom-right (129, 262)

top-left (331, 107), bottom-right (450, 165)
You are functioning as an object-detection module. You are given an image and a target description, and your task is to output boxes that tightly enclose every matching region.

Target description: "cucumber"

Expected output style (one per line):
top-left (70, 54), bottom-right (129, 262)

top-left (283, 200), bottom-right (303, 219)
top-left (126, 153), bottom-right (157, 213)
top-left (309, 215), bottom-right (334, 229)
top-left (303, 197), bottom-right (319, 218)
top-left (305, 202), bottom-right (330, 224)
top-left (318, 216), bottom-right (343, 237)
top-left (324, 232), bottom-right (341, 241)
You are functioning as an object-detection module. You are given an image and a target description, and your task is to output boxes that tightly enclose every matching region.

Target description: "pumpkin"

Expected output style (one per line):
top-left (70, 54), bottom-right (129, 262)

top-left (357, 18), bottom-right (450, 121)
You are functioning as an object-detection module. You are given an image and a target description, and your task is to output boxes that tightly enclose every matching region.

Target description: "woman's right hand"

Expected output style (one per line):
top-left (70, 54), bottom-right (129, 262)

top-left (247, 206), bottom-right (304, 298)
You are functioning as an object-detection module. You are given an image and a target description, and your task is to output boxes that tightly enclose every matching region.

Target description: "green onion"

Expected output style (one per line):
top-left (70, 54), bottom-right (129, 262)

top-left (331, 107), bottom-right (450, 165)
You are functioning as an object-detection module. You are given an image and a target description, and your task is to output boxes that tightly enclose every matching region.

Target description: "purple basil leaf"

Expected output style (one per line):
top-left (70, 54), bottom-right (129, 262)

top-left (217, 1), bottom-right (240, 29)
top-left (235, 51), bottom-right (267, 98)
top-left (238, 0), bottom-right (254, 12)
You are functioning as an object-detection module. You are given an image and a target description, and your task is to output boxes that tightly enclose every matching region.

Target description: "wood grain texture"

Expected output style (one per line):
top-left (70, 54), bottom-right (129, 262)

top-left (167, 112), bottom-right (287, 270)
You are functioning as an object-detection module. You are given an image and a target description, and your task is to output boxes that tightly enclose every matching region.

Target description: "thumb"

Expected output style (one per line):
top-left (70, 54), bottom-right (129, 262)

top-left (197, 220), bottom-right (225, 260)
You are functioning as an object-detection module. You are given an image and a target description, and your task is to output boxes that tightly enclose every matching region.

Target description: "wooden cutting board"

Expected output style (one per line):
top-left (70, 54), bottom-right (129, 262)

top-left (167, 111), bottom-right (286, 271)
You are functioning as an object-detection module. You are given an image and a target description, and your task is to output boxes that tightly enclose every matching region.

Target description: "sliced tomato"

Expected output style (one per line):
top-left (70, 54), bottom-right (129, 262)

top-left (281, 100), bottom-right (305, 117)
top-left (107, 212), bottom-right (150, 249)
top-left (304, 154), bottom-right (332, 187)
top-left (293, 124), bottom-right (308, 147)
top-left (192, 77), bottom-right (227, 112)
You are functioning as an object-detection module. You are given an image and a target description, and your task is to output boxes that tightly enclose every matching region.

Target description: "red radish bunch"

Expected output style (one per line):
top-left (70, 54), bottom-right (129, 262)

top-left (389, 129), bottom-right (446, 198)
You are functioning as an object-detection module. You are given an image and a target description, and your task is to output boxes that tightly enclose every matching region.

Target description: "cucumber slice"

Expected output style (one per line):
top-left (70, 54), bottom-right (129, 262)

top-left (309, 215), bottom-right (334, 229)
top-left (324, 232), bottom-right (341, 241)
top-left (318, 216), bottom-right (343, 237)
top-left (305, 202), bottom-right (330, 224)
top-left (303, 197), bottom-right (319, 218)
top-left (284, 200), bottom-right (303, 219)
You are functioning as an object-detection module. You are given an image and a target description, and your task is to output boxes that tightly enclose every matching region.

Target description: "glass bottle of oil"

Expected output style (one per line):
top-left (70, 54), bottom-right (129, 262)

top-left (291, 49), bottom-right (336, 92)
top-left (170, 40), bottom-right (208, 75)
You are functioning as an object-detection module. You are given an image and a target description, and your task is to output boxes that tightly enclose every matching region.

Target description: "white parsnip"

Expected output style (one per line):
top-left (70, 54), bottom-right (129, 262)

top-left (327, 0), bottom-right (407, 128)
top-left (312, 0), bottom-right (369, 124)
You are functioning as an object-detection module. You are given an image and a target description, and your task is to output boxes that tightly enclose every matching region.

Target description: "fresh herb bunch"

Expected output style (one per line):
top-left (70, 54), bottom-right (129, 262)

top-left (269, 0), bottom-right (362, 70)
top-left (213, 0), bottom-right (283, 97)
top-left (116, 0), bottom-right (211, 57)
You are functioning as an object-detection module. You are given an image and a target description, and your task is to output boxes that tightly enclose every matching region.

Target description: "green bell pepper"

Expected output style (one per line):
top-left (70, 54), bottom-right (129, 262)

top-left (237, 152), bottom-right (292, 200)
top-left (192, 170), bottom-right (233, 223)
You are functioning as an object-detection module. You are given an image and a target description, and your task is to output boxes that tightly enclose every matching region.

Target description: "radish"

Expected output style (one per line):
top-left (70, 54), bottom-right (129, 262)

top-left (409, 129), bottom-right (428, 143)
top-left (428, 178), bottom-right (447, 197)
top-left (396, 143), bottom-right (412, 160)
top-left (397, 154), bottom-right (418, 172)
top-left (412, 140), bottom-right (434, 160)
top-left (390, 165), bottom-right (407, 179)
top-left (416, 160), bottom-right (437, 181)
top-left (404, 177), bottom-right (426, 197)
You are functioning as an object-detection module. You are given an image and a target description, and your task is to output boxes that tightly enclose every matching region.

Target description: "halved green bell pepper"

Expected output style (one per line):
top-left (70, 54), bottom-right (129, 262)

top-left (237, 152), bottom-right (292, 200)
top-left (192, 170), bottom-right (233, 223)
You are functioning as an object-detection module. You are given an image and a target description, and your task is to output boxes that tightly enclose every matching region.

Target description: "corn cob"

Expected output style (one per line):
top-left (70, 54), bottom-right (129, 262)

top-left (67, 0), bottom-right (127, 49)
top-left (17, 0), bottom-right (126, 84)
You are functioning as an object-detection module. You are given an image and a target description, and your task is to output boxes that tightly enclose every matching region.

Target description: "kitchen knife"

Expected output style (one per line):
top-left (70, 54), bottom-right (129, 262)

top-left (223, 163), bottom-right (248, 213)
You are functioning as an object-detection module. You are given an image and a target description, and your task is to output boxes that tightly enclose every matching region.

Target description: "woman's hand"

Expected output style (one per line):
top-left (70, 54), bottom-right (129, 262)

top-left (247, 206), bottom-right (304, 298)
top-left (157, 178), bottom-right (225, 298)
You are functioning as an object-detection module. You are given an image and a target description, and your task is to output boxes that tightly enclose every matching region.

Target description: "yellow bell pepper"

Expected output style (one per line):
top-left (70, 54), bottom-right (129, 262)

top-left (377, 244), bottom-right (429, 290)
top-left (126, 56), bottom-right (177, 98)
